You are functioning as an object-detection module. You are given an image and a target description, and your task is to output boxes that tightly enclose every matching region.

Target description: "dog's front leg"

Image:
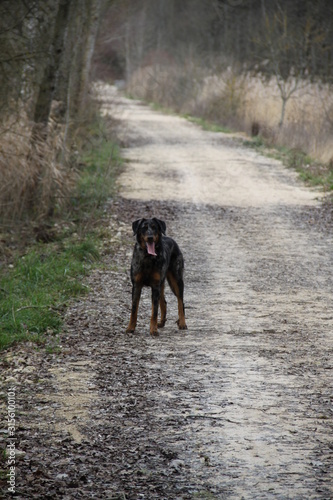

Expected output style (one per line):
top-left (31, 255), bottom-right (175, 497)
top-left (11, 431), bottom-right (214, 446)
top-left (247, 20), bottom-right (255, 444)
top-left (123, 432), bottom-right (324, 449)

top-left (150, 286), bottom-right (160, 336)
top-left (126, 283), bottom-right (142, 333)
top-left (158, 283), bottom-right (167, 328)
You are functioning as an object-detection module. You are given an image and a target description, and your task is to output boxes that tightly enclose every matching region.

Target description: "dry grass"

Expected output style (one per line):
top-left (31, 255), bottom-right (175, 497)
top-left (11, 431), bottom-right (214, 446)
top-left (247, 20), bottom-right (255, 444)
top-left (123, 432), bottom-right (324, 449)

top-left (0, 109), bottom-right (77, 222)
top-left (242, 77), bottom-right (333, 163)
top-left (127, 63), bottom-right (333, 164)
top-left (127, 61), bottom-right (205, 113)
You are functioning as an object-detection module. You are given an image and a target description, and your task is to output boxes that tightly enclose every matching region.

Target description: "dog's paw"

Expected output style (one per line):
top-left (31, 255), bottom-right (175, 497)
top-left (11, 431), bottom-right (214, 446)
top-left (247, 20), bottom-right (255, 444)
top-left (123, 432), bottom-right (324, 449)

top-left (150, 324), bottom-right (159, 336)
top-left (177, 320), bottom-right (188, 330)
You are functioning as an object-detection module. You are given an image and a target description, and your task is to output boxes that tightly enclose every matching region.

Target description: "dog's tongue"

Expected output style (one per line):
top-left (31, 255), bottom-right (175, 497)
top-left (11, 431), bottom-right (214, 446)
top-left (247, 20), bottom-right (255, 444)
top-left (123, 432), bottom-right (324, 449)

top-left (146, 241), bottom-right (157, 256)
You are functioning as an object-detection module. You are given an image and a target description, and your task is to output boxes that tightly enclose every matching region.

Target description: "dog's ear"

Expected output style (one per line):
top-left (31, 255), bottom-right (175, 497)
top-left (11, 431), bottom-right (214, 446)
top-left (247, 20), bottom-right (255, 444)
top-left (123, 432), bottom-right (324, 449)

top-left (153, 218), bottom-right (166, 234)
top-left (132, 218), bottom-right (146, 235)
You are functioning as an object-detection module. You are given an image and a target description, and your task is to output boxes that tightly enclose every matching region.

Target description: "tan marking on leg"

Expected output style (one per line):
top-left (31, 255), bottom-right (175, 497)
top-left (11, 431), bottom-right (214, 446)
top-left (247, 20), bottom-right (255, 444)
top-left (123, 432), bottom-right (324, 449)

top-left (126, 284), bottom-right (142, 333)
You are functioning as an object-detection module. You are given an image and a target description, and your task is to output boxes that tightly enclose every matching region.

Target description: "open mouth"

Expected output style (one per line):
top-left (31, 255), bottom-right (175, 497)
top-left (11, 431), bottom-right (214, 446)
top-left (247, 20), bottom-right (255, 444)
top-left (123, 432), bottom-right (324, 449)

top-left (146, 241), bottom-right (157, 256)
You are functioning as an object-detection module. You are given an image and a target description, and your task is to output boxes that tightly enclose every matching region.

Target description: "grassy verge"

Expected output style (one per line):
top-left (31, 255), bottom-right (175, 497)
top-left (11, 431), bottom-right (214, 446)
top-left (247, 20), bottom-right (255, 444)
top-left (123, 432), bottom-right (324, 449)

top-left (0, 241), bottom-right (98, 349)
top-left (243, 136), bottom-right (333, 193)
top-left (184, 115), bottom-right (232, 134)
top-left (0, 115), bottom-right (123, 351)
top-left (149, 100), bottom-right (232, 133)
top-left (75, 118), bottom-right (122, 213)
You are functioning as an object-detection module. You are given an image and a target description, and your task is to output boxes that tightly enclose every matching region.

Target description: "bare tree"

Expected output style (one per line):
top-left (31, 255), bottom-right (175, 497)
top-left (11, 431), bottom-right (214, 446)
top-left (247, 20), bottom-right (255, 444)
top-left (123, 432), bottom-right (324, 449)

top-left (253, 2), bottom-right (331, 127)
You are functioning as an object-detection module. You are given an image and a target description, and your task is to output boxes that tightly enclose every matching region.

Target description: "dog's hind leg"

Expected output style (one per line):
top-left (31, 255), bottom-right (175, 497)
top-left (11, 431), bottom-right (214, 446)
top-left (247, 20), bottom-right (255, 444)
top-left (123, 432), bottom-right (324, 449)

top-left (175, 279), bottom-right (187, 330)
top-left (167, 271), bottom-right (187, 330)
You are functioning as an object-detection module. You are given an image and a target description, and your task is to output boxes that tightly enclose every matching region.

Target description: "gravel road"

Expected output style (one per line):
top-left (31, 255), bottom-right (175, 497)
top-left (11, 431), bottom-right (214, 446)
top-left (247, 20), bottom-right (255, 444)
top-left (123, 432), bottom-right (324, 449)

top-left (2, 85), bottom-right (332, 499)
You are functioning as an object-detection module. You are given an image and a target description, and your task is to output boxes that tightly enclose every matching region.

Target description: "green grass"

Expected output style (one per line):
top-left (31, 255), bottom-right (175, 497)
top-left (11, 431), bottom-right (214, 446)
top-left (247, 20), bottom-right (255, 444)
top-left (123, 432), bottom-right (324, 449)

top-left (243, 136), bottom-right (265, 150)
top-left (150, 101), bottom-right (174, 115)
top-left (0, 239), bottom-right (99, 350)
top-left (287, 150), bottom-right (333, 190)
top-left (77, 139), bottom-right (122, 211)
top-left (184, 115), bottom-right (232, 133)
top-left (149, 100), bottom-right (232, 133)
top-left (0, 115), bottom-right (122, 351)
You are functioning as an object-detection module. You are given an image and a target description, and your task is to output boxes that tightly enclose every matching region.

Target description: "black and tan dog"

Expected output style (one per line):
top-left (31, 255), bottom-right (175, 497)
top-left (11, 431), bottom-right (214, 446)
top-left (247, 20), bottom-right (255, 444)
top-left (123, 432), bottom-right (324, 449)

top-left (126, 217), bottom-right (187, 335)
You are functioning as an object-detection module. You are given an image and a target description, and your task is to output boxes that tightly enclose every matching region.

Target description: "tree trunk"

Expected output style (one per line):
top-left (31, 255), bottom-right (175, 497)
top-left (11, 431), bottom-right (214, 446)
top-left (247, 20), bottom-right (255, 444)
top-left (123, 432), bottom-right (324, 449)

top-left (278, 95), bottom-right (287, 128)
top-left (24, 0), bottom-right (60, 124)
top-left (33, 0), bottom-right (71, 130)
top-left (71, 0), bottom-right (102, 118)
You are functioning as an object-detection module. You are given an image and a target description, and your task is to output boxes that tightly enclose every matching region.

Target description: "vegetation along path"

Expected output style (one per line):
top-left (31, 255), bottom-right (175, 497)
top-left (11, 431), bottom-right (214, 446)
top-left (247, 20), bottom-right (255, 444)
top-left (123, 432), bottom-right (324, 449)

top-left (3, 85), bottom-right (333, 499)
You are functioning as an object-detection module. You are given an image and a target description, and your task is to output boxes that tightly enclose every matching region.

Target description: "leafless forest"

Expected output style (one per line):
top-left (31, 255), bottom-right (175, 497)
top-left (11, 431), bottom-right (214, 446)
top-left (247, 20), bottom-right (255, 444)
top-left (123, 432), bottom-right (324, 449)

top-left (95, 0), bottom-right (333, 160)
top-left (1, 0), bottom-right (333, 224)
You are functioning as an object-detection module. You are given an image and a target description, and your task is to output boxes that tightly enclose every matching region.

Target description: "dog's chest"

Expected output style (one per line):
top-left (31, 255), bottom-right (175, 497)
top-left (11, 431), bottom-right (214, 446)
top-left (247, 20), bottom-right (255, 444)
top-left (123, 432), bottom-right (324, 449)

top-left (132, 247), bottom-right (167, 285)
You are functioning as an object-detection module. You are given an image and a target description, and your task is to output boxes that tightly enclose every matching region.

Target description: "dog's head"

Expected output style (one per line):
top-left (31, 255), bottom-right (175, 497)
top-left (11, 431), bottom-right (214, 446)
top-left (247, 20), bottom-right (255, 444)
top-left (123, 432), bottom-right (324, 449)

top-left (132, 218), bottom-right (166, 256)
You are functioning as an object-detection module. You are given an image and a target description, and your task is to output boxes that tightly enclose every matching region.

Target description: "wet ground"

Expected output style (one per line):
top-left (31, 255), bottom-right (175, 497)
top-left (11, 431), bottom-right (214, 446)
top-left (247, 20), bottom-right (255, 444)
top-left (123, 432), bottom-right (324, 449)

top-left (1, 86), bottom-right (332, 499)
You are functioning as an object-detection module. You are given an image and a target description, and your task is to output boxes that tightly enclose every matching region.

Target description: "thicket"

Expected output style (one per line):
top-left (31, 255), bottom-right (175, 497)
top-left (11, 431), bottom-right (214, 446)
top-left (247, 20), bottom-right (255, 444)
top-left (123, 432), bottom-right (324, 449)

top-left (0, 0), bottom-right (125, 350)
top-left (0, 0), bottom-right (103, 223)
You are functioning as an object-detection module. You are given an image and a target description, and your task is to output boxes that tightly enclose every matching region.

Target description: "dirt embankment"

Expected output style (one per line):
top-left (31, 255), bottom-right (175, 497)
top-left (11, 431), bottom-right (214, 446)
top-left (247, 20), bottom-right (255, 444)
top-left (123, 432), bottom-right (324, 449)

top-left (1, 85), bottom-right (332, 499)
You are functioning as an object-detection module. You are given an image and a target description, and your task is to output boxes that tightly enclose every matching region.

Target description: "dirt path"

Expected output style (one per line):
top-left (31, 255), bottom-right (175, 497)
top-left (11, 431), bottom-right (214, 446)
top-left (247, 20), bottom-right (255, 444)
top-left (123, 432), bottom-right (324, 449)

top-left (110, 87), bottom-right (333, 498)
top-left (2, 86), bottom-right (332, 499)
